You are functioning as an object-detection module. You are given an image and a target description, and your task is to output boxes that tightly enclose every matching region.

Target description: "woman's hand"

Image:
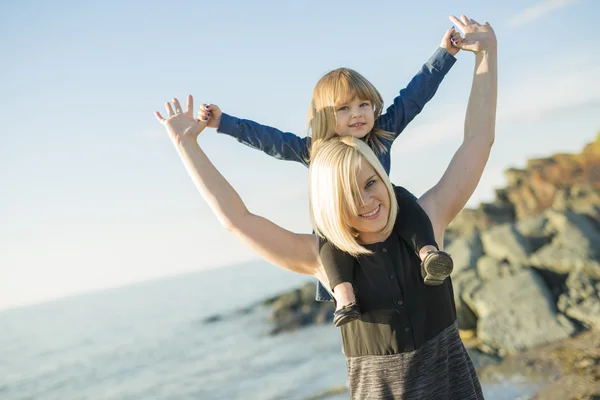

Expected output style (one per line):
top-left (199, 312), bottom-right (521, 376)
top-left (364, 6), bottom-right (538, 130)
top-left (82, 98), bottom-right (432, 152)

top-left (155, 95), bottom-right (208, 146)
top-left (449, 15), bottom-right (497, 53)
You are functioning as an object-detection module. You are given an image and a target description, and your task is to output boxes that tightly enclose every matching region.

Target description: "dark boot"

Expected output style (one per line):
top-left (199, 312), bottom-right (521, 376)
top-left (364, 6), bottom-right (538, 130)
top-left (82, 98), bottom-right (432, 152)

top-left (333, 302), bottom-right (360, 327)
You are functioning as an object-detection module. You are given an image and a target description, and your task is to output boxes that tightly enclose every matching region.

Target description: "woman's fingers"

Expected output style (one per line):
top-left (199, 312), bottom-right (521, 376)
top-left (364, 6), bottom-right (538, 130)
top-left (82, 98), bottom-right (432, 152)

top-left (173, 98), bottom-right (183, 114)
top-left (460, 15), bottom-right (469, 25)
top-left (186, 94), bottom-right (194, 115)
top-left (165, 102), bottom-right (175, 117)
top-left (449, 15), bottom-right (466, 31)
top-left (155, 111), bottom-right (166, 123)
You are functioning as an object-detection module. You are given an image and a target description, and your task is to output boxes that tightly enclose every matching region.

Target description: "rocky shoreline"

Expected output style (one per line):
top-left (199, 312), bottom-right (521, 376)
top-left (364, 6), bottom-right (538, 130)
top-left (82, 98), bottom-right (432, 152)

top-left (205, 134), bottom-right (600, 399)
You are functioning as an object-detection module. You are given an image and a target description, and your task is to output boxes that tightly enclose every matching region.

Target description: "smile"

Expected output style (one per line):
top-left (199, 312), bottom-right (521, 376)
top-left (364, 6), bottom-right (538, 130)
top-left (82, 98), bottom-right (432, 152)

top-left (359, 205), bottom-right (380, 218)
top-left (350, 123), bottom-right (365, 128)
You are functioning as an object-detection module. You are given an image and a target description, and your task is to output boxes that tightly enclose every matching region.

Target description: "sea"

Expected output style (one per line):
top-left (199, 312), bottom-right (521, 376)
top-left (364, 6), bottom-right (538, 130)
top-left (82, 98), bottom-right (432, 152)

top-left (0, 260), bottom-right (548, 399)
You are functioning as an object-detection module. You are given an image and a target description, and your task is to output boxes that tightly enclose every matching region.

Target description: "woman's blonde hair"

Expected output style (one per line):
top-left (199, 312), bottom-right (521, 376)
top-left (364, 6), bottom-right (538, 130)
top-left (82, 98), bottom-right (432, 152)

top-left (308, 68), bottom-right (394, 160)
top-left (309, 136), bottom-right (398, 257)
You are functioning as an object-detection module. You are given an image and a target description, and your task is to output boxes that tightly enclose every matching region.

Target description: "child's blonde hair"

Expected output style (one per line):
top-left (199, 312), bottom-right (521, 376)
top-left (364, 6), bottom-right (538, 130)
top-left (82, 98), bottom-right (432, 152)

top-left (309, 136), bottom-right (398, 257)
top-left (308, 68), bottom-right (394, 160)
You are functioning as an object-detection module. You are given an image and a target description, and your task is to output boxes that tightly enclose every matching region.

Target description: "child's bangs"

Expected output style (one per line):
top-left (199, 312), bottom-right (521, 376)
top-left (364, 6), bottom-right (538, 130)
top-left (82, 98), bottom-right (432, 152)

top-left (334, 73), bottom-right (378, 106)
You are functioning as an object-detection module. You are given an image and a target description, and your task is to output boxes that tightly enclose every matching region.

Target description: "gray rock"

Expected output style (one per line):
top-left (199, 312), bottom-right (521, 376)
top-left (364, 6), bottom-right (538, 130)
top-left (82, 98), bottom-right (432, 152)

top-left (557, 270), bottom-right (600, 329)
top-left (529, 211), bottom-right (600, 278)
top-left (450, 269), bottom-right (480, 330)
top-left (445, 232), bottom-right (483, 275)
top-left (476, 256), bottom-right (503, 281)
top-left (515, 215), bottom-right (553, 253)
top-left (473, 270), bottom-right (576, 355)
top-left (515, 215), bottom-right (548, 238)
top-left (481, 223), bottom-right (533, 265)
top-left (476, 256), bottom-right (526, 281)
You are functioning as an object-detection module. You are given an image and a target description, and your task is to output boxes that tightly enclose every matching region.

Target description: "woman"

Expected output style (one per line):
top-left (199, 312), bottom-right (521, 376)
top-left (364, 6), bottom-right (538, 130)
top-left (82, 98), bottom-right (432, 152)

top-left (156, 15), bottom-right (496, 399)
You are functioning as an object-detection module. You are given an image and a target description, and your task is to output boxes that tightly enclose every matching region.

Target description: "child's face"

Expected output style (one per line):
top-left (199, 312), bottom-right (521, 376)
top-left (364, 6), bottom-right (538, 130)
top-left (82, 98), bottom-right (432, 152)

top-left (334, 97), bottom-right (375, 139)
top-left (346, 160), bottom-right (390, 237)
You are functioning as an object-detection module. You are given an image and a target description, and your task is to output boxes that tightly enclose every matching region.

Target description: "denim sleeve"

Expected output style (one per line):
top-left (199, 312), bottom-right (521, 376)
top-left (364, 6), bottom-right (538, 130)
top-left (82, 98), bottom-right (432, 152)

top-left (217, 113), bottom-right (310, 167)
top-left (376, 47), bottom-right (457, 139)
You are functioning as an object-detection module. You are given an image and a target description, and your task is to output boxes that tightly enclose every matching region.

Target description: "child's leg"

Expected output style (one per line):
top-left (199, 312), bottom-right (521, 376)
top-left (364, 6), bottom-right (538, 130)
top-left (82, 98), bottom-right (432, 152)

top-left (318, 240), bottom-right (361, 326)
top-left (394, 186), bottom-right (453, 285)
top-left (332, 282), bottom-right (356, 310)
top-left (331, 281), bottom-right (360, 327)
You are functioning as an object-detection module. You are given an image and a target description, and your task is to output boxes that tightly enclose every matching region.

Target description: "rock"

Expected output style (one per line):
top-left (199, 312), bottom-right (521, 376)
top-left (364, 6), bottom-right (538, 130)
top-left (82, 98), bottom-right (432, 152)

top-left (532, 375), bottom-right (600, 400)
top-left (472, 270), bottom-right (576, 355)
top-left (445, 232), bottom-right (483, 275)
top-left (529, 211), bottom-right (600, 278)
top-left (475, 256), bottom-right (526, 281)
top-left (515, 215), bottom-right (553, 252)
top-left (451, 269), bottom-right (480, 330)
top-left (266, 282), bottom-right (335, 334)
top-left (476, 256), bottom-right (503, 281)
top-left (558, 270), bottom-right (600, 329)
top-left (478, 327), bottom-right (600, 399)
top-left (481, 223), bottom-right (533, 264)
top-left (466, 348), bottom-right (499, 370)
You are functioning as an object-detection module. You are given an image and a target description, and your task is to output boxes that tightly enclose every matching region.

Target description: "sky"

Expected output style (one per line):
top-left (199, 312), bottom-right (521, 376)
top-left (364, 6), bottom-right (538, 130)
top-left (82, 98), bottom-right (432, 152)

top-left (1, 0), bottom-right (599, 311)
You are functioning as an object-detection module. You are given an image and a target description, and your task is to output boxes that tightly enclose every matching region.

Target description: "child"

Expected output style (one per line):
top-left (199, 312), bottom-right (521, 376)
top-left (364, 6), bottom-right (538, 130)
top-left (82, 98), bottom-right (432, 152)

top-left (198, 29), bottom-right (462, 326)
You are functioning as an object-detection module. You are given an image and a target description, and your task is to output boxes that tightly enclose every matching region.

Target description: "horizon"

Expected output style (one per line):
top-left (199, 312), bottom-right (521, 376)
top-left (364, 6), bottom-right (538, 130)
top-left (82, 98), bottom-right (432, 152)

top-left (2, 131), bottom-right (598, 313)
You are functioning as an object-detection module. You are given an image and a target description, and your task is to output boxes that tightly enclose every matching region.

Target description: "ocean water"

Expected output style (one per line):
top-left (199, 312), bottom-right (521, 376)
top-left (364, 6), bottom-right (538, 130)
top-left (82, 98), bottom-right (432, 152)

top-left (0, 261), bottom-right (546, 399)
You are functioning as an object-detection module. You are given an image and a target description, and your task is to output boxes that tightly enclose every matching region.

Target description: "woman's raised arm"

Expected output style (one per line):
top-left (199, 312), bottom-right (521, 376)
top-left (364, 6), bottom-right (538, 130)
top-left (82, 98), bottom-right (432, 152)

top-left (155, 95), bottom-right (321, 276)
top-left (418, 16), bottom-right (498, 241)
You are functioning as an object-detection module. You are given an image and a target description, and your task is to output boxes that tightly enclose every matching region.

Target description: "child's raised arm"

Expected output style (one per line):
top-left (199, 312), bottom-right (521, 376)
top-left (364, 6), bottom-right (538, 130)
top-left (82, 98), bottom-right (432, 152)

top-left (199, 103), bottom-right (310, 167)
top-left (155, 95), bottom-right (320, 275)
top-left (376, 28), bottom-right (460, 139)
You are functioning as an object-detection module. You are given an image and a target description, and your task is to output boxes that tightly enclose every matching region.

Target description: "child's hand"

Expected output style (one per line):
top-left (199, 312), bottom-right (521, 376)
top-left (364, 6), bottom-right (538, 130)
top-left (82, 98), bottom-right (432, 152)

top-left (155, 95), bottom-right (208, 146)
top-left (197, 104), bottom-right (222, 129)
top-left (449, 15), bottom-right (496, 53)
top-left (440, 27), bottom-right (461, 56)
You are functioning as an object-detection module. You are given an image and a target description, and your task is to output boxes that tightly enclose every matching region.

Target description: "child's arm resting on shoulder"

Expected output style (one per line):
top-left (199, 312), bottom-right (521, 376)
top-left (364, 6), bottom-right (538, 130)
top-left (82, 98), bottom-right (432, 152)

top-left (207, 104), bottom-right (310, 166)
top-left (376, 29), bottom-right (458, 138)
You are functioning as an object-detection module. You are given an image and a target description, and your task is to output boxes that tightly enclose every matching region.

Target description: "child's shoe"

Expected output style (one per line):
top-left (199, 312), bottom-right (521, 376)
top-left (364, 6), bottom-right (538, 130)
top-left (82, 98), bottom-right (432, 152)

top-left (333, 302), bottom-right (360, 327)
top-left (421, 250), bottom-right (453, 286)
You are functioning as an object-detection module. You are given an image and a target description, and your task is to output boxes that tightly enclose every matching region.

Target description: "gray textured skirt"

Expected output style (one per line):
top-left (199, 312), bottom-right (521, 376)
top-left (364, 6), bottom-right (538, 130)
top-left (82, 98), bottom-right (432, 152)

top-left (346, 321), bottom-right (484, 399)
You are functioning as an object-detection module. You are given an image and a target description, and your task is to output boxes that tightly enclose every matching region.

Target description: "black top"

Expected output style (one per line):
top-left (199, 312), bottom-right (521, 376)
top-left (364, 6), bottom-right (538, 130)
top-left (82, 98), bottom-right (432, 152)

top-left (319, 187), bottom-right (457, 358)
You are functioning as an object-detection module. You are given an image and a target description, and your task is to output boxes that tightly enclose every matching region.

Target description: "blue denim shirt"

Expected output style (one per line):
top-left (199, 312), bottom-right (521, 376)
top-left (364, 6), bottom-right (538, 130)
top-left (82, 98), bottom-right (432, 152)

top-left (217, 47), bottom-right (456, 301)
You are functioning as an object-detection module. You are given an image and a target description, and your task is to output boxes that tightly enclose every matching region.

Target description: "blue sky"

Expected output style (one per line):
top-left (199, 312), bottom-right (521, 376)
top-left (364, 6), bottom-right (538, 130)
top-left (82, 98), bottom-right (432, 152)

top-left (1, 0), bottom-right (599, 311)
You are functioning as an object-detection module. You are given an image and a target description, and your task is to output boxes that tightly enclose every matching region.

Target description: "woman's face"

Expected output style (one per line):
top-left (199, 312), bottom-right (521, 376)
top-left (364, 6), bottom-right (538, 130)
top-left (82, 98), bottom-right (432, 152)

top-left (346, 161), bottom-right (390, 242)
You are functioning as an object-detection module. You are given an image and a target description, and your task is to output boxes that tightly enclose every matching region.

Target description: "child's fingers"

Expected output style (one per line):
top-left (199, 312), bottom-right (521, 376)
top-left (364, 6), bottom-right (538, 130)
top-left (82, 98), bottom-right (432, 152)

top-left (449, 30), bottom-right (463, 46)
top-left (197, 107), bottom-right (211, 121)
